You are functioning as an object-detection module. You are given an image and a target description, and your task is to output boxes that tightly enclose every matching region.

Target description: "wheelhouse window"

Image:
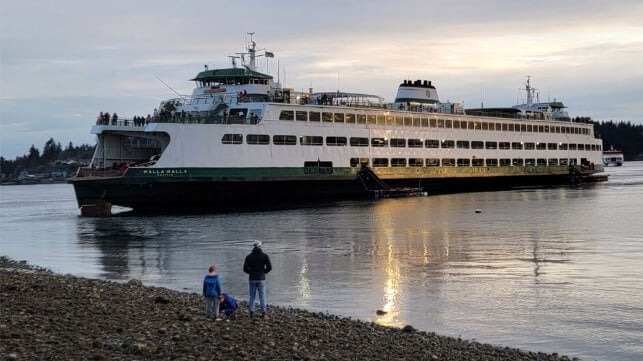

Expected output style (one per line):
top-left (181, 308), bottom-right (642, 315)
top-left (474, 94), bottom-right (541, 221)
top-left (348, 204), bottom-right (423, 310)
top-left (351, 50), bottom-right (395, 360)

top-left (499, 158), bottom-right (511, 166)
top-left (457, 140), bottom-right (470, 149)
top-left (273, 135), bottom-right (297, 145)
top-left (559, 143), bottom-right (568, 150)
top-left (309, 112), bottom-right (321, 122)
top-left (457, 158), bottom-right (470, 167)
top-left (512, 158), bottom-right (524, 166)
top-left (525, 142), bottom-right (535, 150)
top-left (537, 159), bottom-right (547, 166)
top-left (512, 142), bottom-right (523, 150)
top-left (390, 138), bottom-right (406, 147)
top-left (536, 143), bottom-right (546, 150)
top-left (371, 138), bottom-right (388, 147)
top-left (472, 158), bottom-right (484, 166)
top-left (350, 137), bottom-right (369, 147)
top-left (548, 143), bottom-right (557, 150)
top-left (499, 142), bottom-right (510, 150)
top-left (334, 113), bottom-right (345, 123)
top-left (559, 159), bottom-right (569, 165)
top-left (300, 136), bottom-right (323, 146)
top-left (426, 158), bottom-right (440, 167)
top-left (525, 159), bottom-right (536, 166)
top-left (221, 133), bottom-right (243, 144)
top-left (279, 111), bottom-right (294, 120)
top-left (485, 141), bottom-right (497, 150)
top-left (345, 114), bottom-right (356, 123)
top-left (471, 141), bottom-right (484, 149)
top-left (548, 158), bottom-right (558, 165)
top-left (357, 114), bottom-right (367, 124)
top-left (350, 158), bottom-right (369, 167)
top-left (246, 134), bottom-right (270, 145)
top-left (441, 140), bottom-right (455, 148)
top-left (322, 112), bottom-right (333, 122)
top-left (442, 158), bottom-right (455, 166)
top-left (326, 136), bottom-right (347, 146)
top-left (486, 159), bottom-right (498, 166)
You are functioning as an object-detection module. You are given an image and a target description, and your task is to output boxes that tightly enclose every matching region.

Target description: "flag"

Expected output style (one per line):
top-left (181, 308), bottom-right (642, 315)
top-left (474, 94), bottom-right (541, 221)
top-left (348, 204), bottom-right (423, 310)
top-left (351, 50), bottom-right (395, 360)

top-left (265, 51), bottom-right (274, 58)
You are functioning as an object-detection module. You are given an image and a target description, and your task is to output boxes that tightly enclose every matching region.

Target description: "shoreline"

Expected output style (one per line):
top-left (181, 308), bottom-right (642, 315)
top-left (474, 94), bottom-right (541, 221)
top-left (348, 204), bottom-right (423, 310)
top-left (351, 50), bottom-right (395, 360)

top-left (1, 256), bottom-right (578, 360)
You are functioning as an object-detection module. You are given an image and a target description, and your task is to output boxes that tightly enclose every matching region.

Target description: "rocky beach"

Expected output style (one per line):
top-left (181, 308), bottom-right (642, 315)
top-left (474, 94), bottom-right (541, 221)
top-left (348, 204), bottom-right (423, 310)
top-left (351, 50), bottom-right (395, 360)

top-left (1, 256), bottom-right (579, 360)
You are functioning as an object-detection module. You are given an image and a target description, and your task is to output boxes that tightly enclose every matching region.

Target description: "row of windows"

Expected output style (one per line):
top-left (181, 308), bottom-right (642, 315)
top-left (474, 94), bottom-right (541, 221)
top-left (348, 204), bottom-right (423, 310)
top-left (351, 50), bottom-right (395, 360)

top-left (350, 157), bottom-right (581, 167)
top-left (222, 134), bottom-right (601, 151)
top-left (278, 110), bottom-right (591, 135)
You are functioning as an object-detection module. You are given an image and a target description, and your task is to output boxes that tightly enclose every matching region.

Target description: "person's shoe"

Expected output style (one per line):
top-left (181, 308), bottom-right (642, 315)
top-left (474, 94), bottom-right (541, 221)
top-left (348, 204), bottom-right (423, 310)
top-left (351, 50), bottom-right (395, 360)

top-left (215, 318), bottom-right (223, 321)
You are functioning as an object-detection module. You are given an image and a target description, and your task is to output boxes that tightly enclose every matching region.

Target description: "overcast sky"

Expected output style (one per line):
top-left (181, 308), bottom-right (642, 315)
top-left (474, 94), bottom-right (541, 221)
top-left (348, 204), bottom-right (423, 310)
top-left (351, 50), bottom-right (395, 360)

top-left (1, 0), bottom-right (642, 159)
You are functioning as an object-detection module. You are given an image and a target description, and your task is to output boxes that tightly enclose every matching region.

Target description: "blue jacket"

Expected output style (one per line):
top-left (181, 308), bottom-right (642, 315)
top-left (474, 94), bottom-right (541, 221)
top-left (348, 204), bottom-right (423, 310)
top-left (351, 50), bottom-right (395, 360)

top-left (219, 293), bottom-right (238, 315)
top-left (203, 274), bottom-right (221, 298)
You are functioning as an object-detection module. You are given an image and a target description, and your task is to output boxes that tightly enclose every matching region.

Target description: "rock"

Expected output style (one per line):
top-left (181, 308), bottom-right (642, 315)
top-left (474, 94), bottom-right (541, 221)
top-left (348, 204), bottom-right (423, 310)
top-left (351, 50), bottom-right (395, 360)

top-left (402, 325), bottom-right (415, 333)
top-left (126, 279), bottom-right (143, 287)
top-left (154, 296), bottom-right (171, 304)
top-left (376, 309), bottom-right (387, 315)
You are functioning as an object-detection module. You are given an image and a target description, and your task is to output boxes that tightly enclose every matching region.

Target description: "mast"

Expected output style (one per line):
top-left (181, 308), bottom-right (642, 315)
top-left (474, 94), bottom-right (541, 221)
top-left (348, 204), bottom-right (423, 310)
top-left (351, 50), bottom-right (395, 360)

top-left (247, 32), bottom-right (256, 71)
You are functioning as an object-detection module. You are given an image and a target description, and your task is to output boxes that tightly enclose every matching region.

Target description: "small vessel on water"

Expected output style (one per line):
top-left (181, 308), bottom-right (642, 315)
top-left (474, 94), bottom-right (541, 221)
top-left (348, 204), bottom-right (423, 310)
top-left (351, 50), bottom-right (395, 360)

top-left (69, 35), bottom-right (607, 216)
top-left (603, 149), bottom-right (624, 166)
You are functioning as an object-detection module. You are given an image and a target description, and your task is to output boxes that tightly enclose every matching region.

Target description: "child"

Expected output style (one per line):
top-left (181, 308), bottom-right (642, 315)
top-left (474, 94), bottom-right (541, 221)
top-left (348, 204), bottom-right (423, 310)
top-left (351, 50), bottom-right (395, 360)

top-left (218, 293), bottom-right (238, 319)
top-left (203, 265), bottom-right (222, 320)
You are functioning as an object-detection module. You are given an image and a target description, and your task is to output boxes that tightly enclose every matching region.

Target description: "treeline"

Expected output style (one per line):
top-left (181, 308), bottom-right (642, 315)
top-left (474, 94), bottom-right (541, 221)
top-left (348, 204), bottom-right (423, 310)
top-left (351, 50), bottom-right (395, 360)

top-left (0, 138), bottom-right (95, 178)
top-left (591, 120), bottom-right (643, 161)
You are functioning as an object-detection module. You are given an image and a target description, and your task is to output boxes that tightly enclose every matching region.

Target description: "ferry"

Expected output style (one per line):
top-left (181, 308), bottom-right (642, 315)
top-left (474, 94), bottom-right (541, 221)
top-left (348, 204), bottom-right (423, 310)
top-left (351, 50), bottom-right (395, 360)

top-left (69, 35), bottom-right (607, 216)
top-left (603, 149), bottom-right (624, 166)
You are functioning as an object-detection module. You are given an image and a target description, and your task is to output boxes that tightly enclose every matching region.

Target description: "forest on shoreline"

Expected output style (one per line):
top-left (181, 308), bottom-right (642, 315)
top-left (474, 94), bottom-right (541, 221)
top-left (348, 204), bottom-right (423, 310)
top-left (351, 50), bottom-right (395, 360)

top-left (1, 119), bottom-right (642, 180)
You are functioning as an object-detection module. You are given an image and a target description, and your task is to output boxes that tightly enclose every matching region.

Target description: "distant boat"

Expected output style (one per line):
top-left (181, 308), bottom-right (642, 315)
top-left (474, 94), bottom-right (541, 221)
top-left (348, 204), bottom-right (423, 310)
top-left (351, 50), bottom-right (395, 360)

top-left (603, 149), bottom-right (624, 166)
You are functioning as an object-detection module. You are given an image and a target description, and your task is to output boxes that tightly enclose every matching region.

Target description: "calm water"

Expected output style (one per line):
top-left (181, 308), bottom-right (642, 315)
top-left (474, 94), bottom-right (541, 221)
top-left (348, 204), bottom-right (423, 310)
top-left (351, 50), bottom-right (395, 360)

top-left (1, 163), bottom-right (642, 361)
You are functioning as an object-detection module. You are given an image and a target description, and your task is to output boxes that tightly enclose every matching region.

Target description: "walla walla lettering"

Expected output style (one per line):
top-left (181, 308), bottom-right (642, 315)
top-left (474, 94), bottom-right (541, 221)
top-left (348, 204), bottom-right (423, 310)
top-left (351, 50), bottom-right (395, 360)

top-left (142, 169), bottom-right (189, 177)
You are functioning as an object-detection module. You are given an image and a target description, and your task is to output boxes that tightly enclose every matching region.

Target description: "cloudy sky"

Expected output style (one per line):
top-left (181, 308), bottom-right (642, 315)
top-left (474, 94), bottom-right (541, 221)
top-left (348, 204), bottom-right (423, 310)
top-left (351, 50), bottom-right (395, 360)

top-left (1, 0), bottom-right (642, 159)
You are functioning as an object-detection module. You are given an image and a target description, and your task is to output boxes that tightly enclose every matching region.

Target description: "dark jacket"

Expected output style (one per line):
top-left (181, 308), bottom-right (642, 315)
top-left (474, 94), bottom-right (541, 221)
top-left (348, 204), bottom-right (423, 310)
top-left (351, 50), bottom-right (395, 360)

top-left (243, 247), bottom-right (272, 280)
top-left (203, 274), bottom-right (221, 298)
top-left (219, 293), bottom-right (238, 315)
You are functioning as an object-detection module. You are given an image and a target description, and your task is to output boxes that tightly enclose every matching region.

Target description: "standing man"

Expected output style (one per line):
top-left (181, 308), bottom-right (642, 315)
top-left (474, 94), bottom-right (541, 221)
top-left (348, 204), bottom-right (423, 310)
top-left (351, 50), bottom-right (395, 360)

top-left (243, 240), bottom-right (272, 318)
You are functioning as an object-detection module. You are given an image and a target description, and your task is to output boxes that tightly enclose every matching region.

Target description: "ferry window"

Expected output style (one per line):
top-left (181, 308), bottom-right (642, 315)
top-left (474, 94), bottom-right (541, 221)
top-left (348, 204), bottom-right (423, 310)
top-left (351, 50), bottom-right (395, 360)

top-left (357, 114), bottom-right (367, 124)
top-left (279, 111), bottom-right (294, 121)
top-left (486, 159), bottom-right (498, 167)
top-left (471, 141), bottom-right (484, 149)
top-left (404, 117), bottom-right (413, 126)
top-left (300, 136), bottom-right (323, 146)
top-left (334, 113), bottom-right (345, 123)
top-left (511, 142), bottom-right (522, 150)
top-left (569, 144), bottom-right (577, 150)
top-left (426, 158), bottom-right (440, 167)
top-left (508, 124), bottom-right (515, 132)
top-left (391, 158), bottom-right (407, 167)
top-left (525, 159), bottom-right (536, 166)
top-left (456, 140), bottom-right (470, 149)
top-left (350, 137), bottom-right (369, 147)
top-left (445, 119), bottom-right (452, 128)
top-left (273, 135), bottom-right (297, 145)
top-left (372, 158), bottom-right (389, 167)
top-left (481, 122), bottom-right (488, 130)
top-left (430, 119), bottom-right (437, 128)
top-left (441, 140), bottom-right (455, 148)
top-left (538, 125), bottom-right (544, 132)
top-left (521, 124), bottom-right (527, 132)
top-left (499, 142), bottom-right (510, 150)
top-left (512, 158), bottom-right (524, 166)
top-left (499, 158), bottom-right (511, 166)
top-left (564, 127), bottom-right (570, 134)
top-left (425, 139), bottom-right (440, 148)
top-left (548, 158), bottom-right (558, 165)
top-left (555, 126), bottom-right (561, 133)
top-left (367, 115), bottom-right (377, 124)
top-left (524, 142), bottom-right (535, 150)
top-left (577, 144), bottom-right (585, 150)
top-left (487, 122), bottom-right (494, 131)
top-left (453, 120), bottom-right (460, 129)
top-left (548, 143), bottom-right (557, 150)
top-left (442, 158), bottom-right (455, 167)
top-left (295, 111), bottom-right (308, 121)
top-left (246, 134), bottom-right (270, 145)
top-left (386, 115), bottom-right (395, 126)
top-left (559, 159), bottom-right (569, 165)
top-left (537, 159), bottom-right (547, 166)
top-left (221, 134), bottom-right (243, 144)
top-left (544, 126), bottom-right (550, 133)
top-left (395, 116), bottom-right (404, 126)
top-left (408, 139), bottom-right (423, 148)
top-left (437, 119), bottom-right (444, 128)
top-left (371, 138), bottom-right (388, 147)
top-left (350, 158), bottom-right (369, 167)
top-left (322, 112), bottom-right (333, 122)
top-left (409, 158), bottom-right (424, 167)
top-left (485, 141), bottom-right (497, 149)
top-left (413, 117), bottom-right (421, 127)
top-left (472, 158), bottom-right (484, 166)
top-left (345, 114), bottom-right (356, 123)
top-left (536, 143), bottom-right (546, 150)
top-left (376, 114), bottom-right (385, 125)
top-left (326, 136), bottom-right (347, 146)
top-left (473, 121), bottom-right (481, 130)
top-left (421, 118), bottom-right (429, 127)
top-left (525, 125), bottom-right (532, 132)
top-left (502, 123), bottom-right (508, 131)
top-left (559, 143), bottom-right (568, 150)
top-left (390, 138), bottom-right (406, 147)
top-left (496, 122), bottom-right (502, 130)
top-left (309, 112), bottom-right (321, 122)
top-left (457, 158), bottom-right (470, 167)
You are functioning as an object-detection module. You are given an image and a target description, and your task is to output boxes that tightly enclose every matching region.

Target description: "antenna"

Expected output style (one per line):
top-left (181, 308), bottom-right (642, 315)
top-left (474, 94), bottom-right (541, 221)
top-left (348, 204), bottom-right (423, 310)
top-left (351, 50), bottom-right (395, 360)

top-left (155, 76), bottom-right (182, 98)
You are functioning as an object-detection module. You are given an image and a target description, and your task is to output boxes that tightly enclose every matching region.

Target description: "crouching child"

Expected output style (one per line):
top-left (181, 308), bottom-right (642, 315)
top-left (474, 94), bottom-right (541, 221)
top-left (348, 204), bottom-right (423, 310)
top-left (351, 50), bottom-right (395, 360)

top-left (218, 293), bottom-right (238, 319)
